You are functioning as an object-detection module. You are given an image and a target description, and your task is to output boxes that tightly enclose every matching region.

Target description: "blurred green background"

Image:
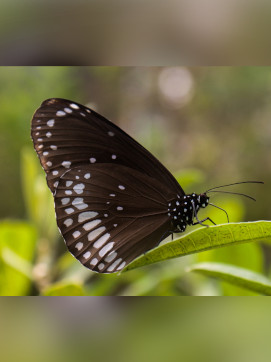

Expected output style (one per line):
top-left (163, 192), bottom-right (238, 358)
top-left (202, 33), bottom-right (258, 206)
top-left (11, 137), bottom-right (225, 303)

top-left (0, 66), bottom-right (270, 296)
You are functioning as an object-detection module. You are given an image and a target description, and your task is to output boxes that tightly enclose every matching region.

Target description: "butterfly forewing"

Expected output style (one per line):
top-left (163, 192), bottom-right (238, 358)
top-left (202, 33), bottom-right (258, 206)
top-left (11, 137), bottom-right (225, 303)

top-left (54, 164), bottom-right (173, 273)
top-left (31, 98), bottom-right (184, 195)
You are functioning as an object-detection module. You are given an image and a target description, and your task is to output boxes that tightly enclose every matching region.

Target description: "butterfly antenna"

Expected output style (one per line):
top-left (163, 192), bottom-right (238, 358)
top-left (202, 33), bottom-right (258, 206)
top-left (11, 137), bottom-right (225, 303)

top-left (206, 181), bottom-right (264, 192)
top-left (209, 203), bottom-right (229, 223)
top-left (207, 190), bottom-right (257, 201)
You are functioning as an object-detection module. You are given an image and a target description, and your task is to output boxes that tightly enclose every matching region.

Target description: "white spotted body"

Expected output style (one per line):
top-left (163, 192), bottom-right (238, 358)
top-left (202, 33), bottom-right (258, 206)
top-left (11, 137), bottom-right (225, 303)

top-left (169, 193), bottom-right (209, 233)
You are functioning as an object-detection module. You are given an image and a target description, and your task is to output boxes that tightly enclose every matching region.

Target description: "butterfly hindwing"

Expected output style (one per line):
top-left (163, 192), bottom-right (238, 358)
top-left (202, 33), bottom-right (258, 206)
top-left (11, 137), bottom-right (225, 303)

top-left (54, 164), bottom-right (173, 273)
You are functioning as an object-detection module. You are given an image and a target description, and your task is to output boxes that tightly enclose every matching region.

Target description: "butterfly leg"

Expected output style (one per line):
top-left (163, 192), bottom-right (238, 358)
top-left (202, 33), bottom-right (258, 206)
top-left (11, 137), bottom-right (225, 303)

top-left (191, 200), bottom-right (216, 227)
top-left (192, 217), bottom-right (216, 227)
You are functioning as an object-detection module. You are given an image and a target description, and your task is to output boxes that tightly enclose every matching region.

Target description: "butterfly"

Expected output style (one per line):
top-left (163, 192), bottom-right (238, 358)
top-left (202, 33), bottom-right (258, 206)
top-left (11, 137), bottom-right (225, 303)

top-left (31, 98), bottom-right (262, 273)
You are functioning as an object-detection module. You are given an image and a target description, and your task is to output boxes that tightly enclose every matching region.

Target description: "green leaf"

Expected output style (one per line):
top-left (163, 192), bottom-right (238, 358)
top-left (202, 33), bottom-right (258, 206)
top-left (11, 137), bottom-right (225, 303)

top-left (123, 221), bottom-right (271, 272)
top-left (42, 281), bottom-right (86, 296)
top-left (0, 221), bottom-right (37, 295)
top-left (187, 262), bottom-right (271, 295)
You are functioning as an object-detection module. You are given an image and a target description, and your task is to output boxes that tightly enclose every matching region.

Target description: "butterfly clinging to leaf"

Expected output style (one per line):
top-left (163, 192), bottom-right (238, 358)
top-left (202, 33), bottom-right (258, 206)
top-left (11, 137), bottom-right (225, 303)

top-left (31, 98), bottom-right (262, 273)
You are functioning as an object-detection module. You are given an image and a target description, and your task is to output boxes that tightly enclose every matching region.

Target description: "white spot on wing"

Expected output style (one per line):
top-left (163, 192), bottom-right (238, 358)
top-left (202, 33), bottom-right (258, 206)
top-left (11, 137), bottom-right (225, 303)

top-left (83, 251), bottom-right (91, 259)
top-left (117, 261), bottom-right (126, 270)
top-left (78, 211), bottom-right (98, 222)
top-left (66, 181), bottom-right (73, 187)
top-left (50, 145), bottom-right (57, 150)
top-left (112, 154), bottom-right (117, 159)
top-left (108, 131), bottom-right (114, 137)
top-left (70, 103), bottom-right (79, 109)
top-left (117, 206), bottom-right (123, 211)
top-left (62, 161), bottom-right (71, 168)
top-left (47, 119), bottom-right (55, 127)
top-left (56, 111), bottom-right (66, 116)
top-left (65, 208), bottom-right (74, 214)
top-left (73, 183), bottom-right (85, 194)
top-left (89, 158), bottom-right (96, 163)
top-left (90, 258), bottom-right (98, 266)
top-left (75, 242), bottom-right (83, 250)
top-left (64, 107), bottom-right (72, 113)
top-left (105, 251), bottom-right (117, 263)
top-left (52, 170), bottom-right (59, 176)
top-left (61, 198), bottom-right (70, 205)
top-left (93, 233), bottom-right (110, 248)
top-left (73, 231), bottom-right (81, 239)
top-left (99, 242), bottom-right (114, 257)
top-left (64, 218), bottom-right (73, 227)
top-left (72, 198), bottom-right (88, 210)
top-left (46, 161), bottom-right (52, 167)
top-left (88, 227), bottom-right (106, 242)
top-left (83, 219), bottom-right (101, 231)
top-left (46, 132), bottom-right (52, 138)
top-left (98, 263), bottom-right (105, 270)
top-left (118, 185), bottom-right (125, 190)
top-left (107, 258), bottom-right (122, 272)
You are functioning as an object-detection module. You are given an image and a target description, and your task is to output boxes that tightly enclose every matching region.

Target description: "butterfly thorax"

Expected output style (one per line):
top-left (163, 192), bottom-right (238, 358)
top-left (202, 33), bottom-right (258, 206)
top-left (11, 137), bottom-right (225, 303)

top-left (169, 193), bottom-right (209, 233)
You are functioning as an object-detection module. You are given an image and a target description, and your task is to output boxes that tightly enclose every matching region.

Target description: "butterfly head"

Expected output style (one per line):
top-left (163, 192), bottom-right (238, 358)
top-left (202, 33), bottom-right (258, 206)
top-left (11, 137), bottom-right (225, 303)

top-left (197, 193), bottom-right (210, 208)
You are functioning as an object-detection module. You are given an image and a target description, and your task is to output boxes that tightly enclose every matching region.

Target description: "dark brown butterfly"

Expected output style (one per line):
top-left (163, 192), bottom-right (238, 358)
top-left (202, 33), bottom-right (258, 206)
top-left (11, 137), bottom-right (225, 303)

top-left (31, 98), bottom-right (262, 273)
